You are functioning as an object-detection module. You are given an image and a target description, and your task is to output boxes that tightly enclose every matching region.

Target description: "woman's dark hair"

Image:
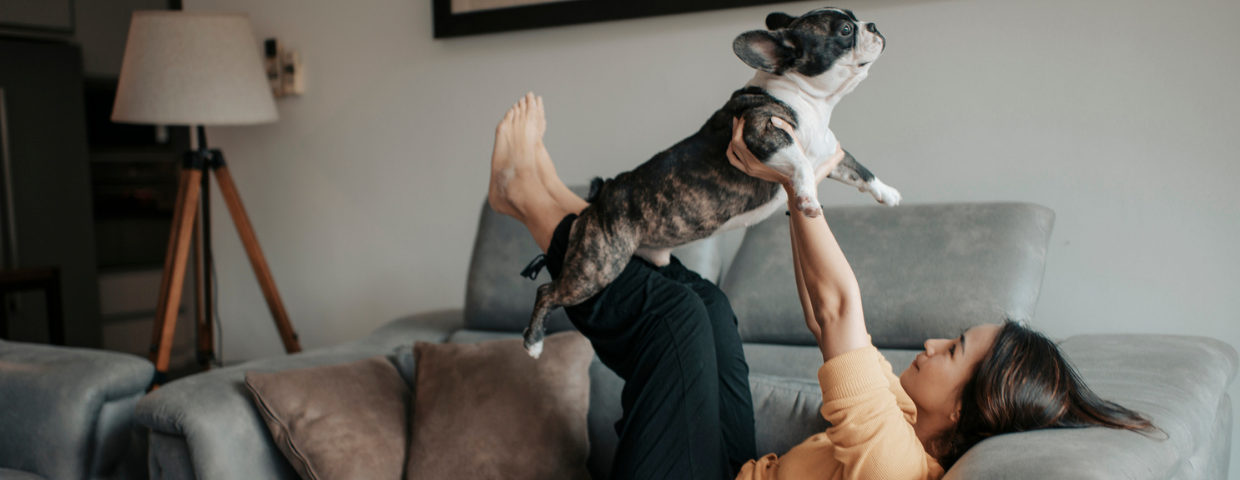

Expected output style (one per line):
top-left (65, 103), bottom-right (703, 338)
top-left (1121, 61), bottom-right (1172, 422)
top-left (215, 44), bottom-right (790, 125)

top-left (931, 320), bottom-right (1156, 469)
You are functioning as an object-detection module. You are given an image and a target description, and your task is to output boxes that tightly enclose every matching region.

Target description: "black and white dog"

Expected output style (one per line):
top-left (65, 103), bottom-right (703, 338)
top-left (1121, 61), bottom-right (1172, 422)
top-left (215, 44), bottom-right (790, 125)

top-left (523, 7), bottom-right (899, 358)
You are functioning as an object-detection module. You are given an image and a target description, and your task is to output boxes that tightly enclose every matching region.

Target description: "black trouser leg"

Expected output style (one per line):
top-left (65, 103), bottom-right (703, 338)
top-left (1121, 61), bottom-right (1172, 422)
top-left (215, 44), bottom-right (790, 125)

top-left (543, 215), bottom-right (752, 480)
top-left (657, 259), bottom-right (757, 474)
top-left (606, 280), bottom-right (724, 480)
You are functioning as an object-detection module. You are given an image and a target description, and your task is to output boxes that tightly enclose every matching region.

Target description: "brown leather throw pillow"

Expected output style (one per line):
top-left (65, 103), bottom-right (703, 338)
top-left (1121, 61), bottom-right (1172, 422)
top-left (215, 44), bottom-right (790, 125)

top-left (245, 356), bottom-right (409, 480)
top-left (407, 331), bottom-right (593, 480)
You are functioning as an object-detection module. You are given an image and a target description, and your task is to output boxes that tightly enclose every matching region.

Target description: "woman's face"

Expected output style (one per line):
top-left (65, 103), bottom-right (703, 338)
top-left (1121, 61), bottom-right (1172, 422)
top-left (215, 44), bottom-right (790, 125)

top-left (900, 323), bottom-right (1002, 422)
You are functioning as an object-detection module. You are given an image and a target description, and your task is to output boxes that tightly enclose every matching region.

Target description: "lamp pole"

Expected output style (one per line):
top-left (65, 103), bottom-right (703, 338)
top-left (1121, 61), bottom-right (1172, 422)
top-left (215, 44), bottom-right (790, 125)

top-left (196, 125), bottom-right (215, 368)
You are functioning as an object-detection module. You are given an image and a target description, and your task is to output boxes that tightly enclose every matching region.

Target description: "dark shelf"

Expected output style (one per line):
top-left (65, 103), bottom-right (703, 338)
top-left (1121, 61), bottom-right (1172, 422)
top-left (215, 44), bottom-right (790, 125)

top-left (82, 77), bottom-right (189, 270)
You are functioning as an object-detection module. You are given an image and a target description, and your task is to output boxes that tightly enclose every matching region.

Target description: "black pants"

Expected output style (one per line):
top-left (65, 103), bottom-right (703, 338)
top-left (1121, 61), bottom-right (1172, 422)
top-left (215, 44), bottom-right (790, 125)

top-left (543, 214), bottom-right (756, 480)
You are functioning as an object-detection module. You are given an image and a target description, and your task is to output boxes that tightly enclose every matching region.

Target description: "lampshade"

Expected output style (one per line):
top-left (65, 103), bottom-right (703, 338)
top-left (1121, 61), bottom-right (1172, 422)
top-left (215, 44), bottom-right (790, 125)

top-left (112, 11), bottom-right (278, 126)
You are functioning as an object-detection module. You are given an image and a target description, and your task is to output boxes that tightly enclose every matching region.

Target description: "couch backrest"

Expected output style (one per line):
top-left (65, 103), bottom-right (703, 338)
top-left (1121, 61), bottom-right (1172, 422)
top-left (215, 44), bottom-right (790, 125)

top-left (722, 203), bottom-right (1055, 349)
top-left (463, 188), bottom-right (742, 333)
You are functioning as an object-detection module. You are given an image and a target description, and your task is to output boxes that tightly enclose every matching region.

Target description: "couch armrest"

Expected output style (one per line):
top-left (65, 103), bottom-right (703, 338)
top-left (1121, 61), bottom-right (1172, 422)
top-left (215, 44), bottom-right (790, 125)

top-left (135, 309), bottom-right (463, 480)
top-left (0, 468), bottom-right (46, 480)
top-left (944, 334), bottom-right (1237, 479)
top-left (0, 340), bottom-right (154, 480)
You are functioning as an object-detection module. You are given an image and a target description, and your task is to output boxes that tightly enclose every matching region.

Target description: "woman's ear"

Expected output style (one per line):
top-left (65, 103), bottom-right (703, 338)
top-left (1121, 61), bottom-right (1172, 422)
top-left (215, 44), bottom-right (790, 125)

top-left (732, 30), bottom-right (798, 74)
top-left (949, 401), bottom-right (962, 423)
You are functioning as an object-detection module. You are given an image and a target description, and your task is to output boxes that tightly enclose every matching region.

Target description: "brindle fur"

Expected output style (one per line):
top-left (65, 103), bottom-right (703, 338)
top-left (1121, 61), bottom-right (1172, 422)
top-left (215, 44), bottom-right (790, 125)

top-left (523, 86), bottom-right (869, 352)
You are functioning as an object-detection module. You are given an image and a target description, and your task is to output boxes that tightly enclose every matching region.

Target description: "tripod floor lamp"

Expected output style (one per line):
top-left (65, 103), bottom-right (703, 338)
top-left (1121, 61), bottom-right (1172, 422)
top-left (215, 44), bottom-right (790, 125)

top-left (112, 11), bottom-right (300, 384)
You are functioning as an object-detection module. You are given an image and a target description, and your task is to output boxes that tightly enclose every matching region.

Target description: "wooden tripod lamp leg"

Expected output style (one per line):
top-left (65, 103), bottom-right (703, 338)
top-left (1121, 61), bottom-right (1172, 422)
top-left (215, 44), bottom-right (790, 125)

top-left (150, 168), bottom-right (204, 376)
top-left (212, 165), bottom-right (302, 354)
top-left (150, 169), bottom-right (191, 357)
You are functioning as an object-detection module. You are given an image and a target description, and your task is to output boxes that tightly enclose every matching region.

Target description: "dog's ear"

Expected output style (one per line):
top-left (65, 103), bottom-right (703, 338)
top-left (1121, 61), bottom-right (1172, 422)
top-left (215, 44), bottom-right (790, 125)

top-left (733, 30), bottom-right (799, 74)
top-left (765, 12), bottom-right (796, 30)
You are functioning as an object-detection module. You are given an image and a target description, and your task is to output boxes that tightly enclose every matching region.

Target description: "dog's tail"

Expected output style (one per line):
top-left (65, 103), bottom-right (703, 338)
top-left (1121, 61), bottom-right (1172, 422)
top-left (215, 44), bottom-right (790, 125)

top-left (586, 177), bottom-right (606, 203)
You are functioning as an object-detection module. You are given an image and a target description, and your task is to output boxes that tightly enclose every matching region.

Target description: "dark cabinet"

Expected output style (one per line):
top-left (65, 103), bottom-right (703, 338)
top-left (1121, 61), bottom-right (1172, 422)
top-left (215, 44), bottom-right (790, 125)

top-left (0, 37), bottom-right (102, 347)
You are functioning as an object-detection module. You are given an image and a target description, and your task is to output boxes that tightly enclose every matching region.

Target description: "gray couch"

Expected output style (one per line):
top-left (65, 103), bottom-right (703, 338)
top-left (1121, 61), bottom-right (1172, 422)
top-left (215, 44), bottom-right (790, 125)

top-left (136, 199), bottom-right (1238, 479)
top-left (0, 340), bottom-right (154, 480)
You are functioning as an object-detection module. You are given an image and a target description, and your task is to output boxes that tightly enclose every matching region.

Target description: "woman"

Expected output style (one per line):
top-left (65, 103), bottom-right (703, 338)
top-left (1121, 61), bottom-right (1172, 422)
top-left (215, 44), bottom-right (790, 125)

top-left (488, 93), bottom-right (756, 480)
top-left (488, 92), bottom-right (1153, 480)
top-left (724, 115), bottom-right (1156, 479)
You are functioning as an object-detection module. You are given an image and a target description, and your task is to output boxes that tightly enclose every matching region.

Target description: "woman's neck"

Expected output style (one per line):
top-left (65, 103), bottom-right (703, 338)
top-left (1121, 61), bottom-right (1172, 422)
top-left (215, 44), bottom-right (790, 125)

top-left (913, 406), bottom-right (954, 459)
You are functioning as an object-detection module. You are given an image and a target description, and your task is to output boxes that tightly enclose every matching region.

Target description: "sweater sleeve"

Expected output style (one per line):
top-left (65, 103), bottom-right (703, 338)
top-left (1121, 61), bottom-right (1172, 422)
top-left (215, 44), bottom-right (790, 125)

top-left (818, 346), bottom-right (944, 480)
top-left (879, 352), bottom-right (919, 425)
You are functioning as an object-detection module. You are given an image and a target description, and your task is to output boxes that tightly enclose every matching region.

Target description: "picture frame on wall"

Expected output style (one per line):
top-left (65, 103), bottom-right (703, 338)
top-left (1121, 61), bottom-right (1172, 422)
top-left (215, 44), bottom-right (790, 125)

top-left (0, 0), bottom-right (74, 34)
top-left (433, 0), bottom-right (789, 38)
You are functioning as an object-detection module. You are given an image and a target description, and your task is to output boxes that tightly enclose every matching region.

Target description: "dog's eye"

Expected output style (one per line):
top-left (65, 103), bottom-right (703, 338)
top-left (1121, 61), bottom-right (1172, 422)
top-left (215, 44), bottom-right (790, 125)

top-left (840, 24), bottom-right (853, 36)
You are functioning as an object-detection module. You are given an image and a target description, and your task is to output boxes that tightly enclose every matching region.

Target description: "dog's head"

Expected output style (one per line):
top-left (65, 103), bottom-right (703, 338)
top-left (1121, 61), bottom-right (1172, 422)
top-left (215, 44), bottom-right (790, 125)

top-left (734, 7), bottom-right (884, 85)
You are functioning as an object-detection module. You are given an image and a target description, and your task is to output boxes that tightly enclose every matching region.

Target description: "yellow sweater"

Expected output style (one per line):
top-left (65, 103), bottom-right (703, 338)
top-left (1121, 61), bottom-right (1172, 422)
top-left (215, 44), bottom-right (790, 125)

top-left (736, 346), bottom-right (945, 480)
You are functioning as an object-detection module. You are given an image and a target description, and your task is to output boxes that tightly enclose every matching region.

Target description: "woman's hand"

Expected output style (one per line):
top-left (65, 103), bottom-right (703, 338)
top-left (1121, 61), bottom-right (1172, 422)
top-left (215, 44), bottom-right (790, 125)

top-left (726, 117), bottom-right (793, 187)
top-left (726, 116), bottom-right (846, 187)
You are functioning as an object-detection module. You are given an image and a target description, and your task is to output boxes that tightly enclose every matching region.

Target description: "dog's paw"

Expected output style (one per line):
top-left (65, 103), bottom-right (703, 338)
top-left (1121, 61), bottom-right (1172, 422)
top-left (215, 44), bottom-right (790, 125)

top-left (867, 179), bottom-right (901, 207)
top-left (526, 340), bottom-right (544, 359)
top-left (796, 195), bottom-right (822, 218)
top-left (522, 327), bottom-right (545, 359)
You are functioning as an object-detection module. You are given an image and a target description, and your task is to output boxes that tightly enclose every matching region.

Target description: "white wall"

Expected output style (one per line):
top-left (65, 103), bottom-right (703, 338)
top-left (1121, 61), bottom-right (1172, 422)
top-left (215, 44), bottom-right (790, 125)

top-left (185, 0), bottom-right (1239, 472)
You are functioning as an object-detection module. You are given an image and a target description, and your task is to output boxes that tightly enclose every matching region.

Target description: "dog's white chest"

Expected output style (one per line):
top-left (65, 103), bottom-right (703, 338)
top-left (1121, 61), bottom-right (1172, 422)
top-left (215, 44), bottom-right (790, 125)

top-left (784, 100), bottom-right (838, 165)
top-left (801, 127), bottom-right (837, 171)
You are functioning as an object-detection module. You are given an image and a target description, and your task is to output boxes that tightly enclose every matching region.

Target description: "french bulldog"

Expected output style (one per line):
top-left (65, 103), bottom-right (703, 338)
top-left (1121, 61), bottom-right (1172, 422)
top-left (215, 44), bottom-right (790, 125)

top-left (524, 7), bottom-right (899, 358)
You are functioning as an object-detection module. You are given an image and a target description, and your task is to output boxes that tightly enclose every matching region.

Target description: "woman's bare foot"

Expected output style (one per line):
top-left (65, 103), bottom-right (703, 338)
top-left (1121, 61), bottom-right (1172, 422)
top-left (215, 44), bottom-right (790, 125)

top-left (488, 107), bottom-right (520, 217)
top-left (530, 96), bottom-right (590, 213)
top-left (489, 94), bottom-right (543, 217)
top-left (488, 93), bottom-right (575, 251)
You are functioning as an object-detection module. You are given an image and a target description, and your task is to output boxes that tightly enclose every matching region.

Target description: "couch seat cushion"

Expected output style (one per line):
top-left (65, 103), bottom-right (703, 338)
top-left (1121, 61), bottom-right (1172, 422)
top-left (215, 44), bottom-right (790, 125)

top-left (748, 373), bottom-right (829, 459)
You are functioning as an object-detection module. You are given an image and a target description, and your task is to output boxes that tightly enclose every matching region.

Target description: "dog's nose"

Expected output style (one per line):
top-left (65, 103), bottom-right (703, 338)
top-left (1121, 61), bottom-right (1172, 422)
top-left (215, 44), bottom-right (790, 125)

top-left (868, 22), bottom-right (885, 52)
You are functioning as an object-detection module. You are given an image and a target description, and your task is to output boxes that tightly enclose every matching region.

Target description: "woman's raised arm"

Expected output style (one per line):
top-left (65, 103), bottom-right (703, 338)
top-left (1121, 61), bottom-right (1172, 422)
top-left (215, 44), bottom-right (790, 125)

top-left (727, 117), bottom-right (870, 361)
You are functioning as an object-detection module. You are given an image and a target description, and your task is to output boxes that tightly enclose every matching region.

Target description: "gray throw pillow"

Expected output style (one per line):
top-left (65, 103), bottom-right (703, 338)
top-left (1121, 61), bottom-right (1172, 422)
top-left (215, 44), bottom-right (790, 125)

top-left (750, 373), bottom-right (831, 457)
top-left (245, 356), bottom-right (409, 480)
top-left (407, 331), bottom-right (593, 480)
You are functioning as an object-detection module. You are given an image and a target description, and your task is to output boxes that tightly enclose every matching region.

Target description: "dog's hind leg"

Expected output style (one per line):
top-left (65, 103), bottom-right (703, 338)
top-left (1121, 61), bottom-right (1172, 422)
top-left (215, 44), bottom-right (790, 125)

top-left (827, 150), bottom-right (902, 206)
top-left (525, 283), bottom-right (563, 359)
top-left (524, 213), bottom-right (639, 358)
